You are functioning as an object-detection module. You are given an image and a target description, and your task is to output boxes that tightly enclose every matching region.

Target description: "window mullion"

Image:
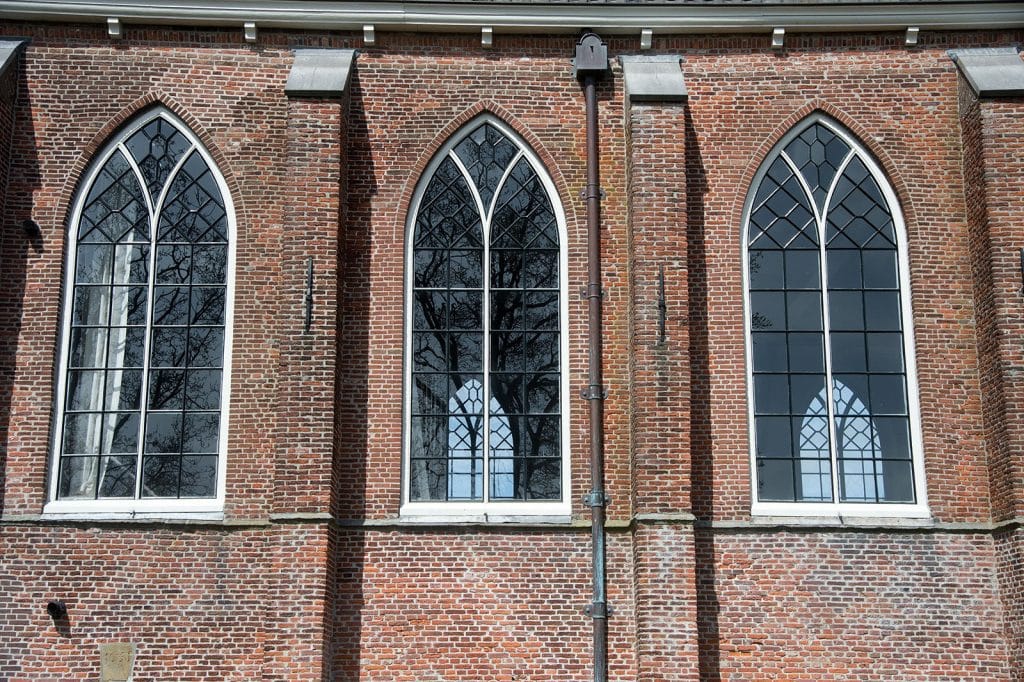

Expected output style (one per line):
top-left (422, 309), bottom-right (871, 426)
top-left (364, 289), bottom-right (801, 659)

top-left (479, 188), bottom-right (492, 506)
top-left (818, 216), bottom-right (841, 505)
top-left (819, 151), bottom-right (855, 505)
top-left (135, 170), bottom-right (159, 500)
top-left (482, 215), bottom-right (490, 505)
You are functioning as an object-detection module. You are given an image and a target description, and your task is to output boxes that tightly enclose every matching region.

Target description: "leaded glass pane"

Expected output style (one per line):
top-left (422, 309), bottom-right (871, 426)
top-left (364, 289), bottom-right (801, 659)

top-left (78, 150), bottom-right (149, 243)
top-left (453, 123), bottom-right (519, 212)
top-left (749, 118), bottom-right (917, 506)
top-left (783, 122), bottom-right (850, 214)
top-left (410, 121), bottom-right (562, 504)
top-left (125, 117), bottom-right (191, 205)
top-left (58, 114), bottom-right (227, 501)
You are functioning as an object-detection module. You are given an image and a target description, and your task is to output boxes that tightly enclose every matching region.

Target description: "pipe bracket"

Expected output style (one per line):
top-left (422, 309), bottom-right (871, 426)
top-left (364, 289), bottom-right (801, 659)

top-left (581, 385), bottom-right (607, 400)
top-left (583, 490), bottom-right (610, 507)
top-left (579, 185), bottom-right (607, 200)
top-left (584, 601), bottom-right (613, 619)
top-left (579, 284), bottom-right (605, 300)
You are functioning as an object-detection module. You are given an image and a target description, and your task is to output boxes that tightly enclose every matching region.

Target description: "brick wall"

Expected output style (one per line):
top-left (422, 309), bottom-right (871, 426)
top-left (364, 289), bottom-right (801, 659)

top-left (696, 530), bottom-right (1011, 680)
top-left (0, 42), bottom-right (21, 513)
top-left (995, 527), bottom-right (1024, 681)
top-left (958, 66), bottom-right (1024, 679)
top-left (0, 523), bottom-right (334, 680)
top-left (0, 19), bottom-right (1020, 681)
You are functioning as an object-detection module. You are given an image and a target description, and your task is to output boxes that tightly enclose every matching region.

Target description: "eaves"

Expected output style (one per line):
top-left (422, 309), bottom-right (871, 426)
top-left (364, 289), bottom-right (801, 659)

top-left (0, 0), bottom-right (1023, 34)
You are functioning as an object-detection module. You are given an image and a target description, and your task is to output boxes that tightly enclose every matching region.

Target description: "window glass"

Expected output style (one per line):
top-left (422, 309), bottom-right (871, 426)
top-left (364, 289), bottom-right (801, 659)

top-left (747, 118), bottom-right (919, 507)
top-left (408, 121), bottom-right (564, 508)
top-left (55, 112), bottom-right (230, 504)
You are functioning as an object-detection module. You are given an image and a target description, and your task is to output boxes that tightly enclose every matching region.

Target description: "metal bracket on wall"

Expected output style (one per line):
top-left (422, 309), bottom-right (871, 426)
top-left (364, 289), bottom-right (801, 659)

top-left (581, 385), bottom-right (607, 400)
top-left (304, 257), bottom-right (314, 333)
top-left (584, 601), bottom-right (614, 618)
top-left (579, 284), bottom-right (605, 301)
top-left (657, 264), bottom-right (667, 343)
top-left (583, 490), bottom-right (610, 507)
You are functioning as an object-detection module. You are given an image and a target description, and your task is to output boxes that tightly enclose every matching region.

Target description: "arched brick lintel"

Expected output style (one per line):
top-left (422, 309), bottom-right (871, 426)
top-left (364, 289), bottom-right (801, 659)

top-left (53, 91), bottom-right (247, 235)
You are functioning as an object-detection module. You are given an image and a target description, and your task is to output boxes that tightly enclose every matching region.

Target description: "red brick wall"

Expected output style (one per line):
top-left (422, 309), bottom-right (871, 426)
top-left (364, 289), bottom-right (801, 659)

top-left (961, 87), bottom-right (1024, 522)
top-left (995, 528), bottom-right (1024, 681)
top-left (333, 37), bottom-right (632, 522)
top-left (958, 67), bottom-right (1024, 679)
top-left (0, 524), bottom-right (332, 680)
top-left (0, 43), bottom-right (21, 513)
top-left (0, 24), bottom-right (301, 519)
top-left (0, 19), bottom-right (1021, 682)
top-left (697, 530), bottom-right (1012, 680)
top-left (671, 35), bottom-right (1001, 522)
top-left (331, 528), bottom-right (637, 681)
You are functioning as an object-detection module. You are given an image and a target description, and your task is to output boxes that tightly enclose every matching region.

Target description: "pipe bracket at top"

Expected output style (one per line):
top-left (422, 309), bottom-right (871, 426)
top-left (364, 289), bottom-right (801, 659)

top-left (573, 32), bottom-right (611, 80)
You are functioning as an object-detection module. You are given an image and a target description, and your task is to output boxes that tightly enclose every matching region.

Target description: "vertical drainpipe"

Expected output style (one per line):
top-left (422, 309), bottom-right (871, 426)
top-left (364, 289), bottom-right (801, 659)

top-left (574, 31), bottom-right (611, 682)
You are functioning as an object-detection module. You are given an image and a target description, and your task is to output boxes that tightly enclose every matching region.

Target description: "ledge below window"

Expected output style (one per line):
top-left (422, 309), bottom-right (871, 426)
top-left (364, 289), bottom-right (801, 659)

top-left (399, 500), bottom-right (571, 524)
top-left (751, 501), bottom-right (931, 520)
top-left (42, 498), bottom-right (224, 521)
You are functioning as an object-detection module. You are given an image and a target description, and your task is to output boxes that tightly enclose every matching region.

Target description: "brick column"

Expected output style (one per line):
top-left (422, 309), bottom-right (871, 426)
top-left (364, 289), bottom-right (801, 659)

top-left (622, 56), bottom-right (700, 681)
top-left (0, 42), bottom-right (22, 233)
top-left (263, 49), bottom-right (355, 681)
top-left (275, 96), bottom-right (346, 514)
top-left (0, 41), bottom-right (25, 513)
top-left (955, 49), bottom-right (1024, 676)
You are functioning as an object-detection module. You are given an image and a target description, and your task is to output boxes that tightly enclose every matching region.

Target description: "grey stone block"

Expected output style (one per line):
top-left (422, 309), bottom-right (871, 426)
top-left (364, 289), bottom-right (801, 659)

top-left (0, 40), bottom-right (27, 80)
top-left (285, 48), bottom-right (357, 97)
top-left (949, 47), bottom-right (1024, 97)
top-left (620, 55), bottom-right (687, 103)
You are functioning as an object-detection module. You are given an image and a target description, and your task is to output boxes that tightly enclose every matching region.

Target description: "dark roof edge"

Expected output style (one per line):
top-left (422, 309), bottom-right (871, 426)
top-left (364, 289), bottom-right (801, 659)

top-left (1, 1), bottom-right (1023, 34)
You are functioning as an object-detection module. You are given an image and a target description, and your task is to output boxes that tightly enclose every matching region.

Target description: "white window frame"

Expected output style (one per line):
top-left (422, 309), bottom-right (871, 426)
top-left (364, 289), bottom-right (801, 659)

top-left (401, 115), bottom-right (571, 522)
top-left (742, 114), bottom-right (929, 519)
top-left (44, 107), bottom-right (235, 519)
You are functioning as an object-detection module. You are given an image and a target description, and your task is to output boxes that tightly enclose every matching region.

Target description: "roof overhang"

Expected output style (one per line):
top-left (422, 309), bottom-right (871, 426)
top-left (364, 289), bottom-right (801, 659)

top-left (1, 1), bottom-right (1023, 34)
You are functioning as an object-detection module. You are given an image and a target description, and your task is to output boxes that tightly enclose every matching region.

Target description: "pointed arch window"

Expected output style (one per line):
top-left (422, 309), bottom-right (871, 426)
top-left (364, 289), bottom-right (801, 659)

top-left (404, 118), bottom-right (569, 518)
top-left (47, 109), bottom-right (233, 515)
top-left (744, 115), bottom-right (927, 516)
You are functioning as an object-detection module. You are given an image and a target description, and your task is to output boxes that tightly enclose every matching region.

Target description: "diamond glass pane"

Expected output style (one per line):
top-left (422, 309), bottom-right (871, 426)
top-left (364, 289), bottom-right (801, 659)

top-left (125, 117), bottom-right (192, 206)
top-left (78, 150), bottom-right (149, 243)
top-left (783, 122), bottom-right (850, 214)
top-left (453, 123), bottom-right (519, 213)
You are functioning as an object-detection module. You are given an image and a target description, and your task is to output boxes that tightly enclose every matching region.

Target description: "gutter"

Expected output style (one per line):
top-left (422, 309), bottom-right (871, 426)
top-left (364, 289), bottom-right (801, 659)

top-left (1, 1), bottom-right (1023, 34)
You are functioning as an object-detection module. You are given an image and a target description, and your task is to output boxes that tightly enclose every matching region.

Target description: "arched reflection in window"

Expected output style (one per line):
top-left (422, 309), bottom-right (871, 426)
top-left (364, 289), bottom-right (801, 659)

top-left (407, 118), bottom-right (566, 507)
top-left (799, 380), bottom-right (884, 502)
top-left (746, 115), bottom-right (920, 507)
top-left (53, 109), bottom-right (231, 505)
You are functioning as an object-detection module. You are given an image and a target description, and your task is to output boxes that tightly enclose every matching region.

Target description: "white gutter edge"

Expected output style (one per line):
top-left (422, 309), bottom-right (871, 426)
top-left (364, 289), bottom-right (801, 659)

top-left (1, 1), bottom-right (1023, 33)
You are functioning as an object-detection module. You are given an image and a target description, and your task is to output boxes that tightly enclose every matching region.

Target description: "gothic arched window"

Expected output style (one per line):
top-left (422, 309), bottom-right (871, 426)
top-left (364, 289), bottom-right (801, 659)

top-left (404, 117), bottom-right (569, 517)
top-left (744, 114), bottom-right (927, 516)
top-left (47, 109), bottom-right (234, 515)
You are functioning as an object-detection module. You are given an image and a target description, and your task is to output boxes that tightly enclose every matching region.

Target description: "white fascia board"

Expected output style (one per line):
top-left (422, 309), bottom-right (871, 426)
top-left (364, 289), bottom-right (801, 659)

top-left (1, 1), bottom-right (1023, 34)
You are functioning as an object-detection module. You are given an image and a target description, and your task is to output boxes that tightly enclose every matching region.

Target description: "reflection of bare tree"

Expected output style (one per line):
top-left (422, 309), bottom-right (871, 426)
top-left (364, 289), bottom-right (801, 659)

top-left (59, 115), bottom-right (230, 503)
top-left (410, 129), bottom-right (562, 502)
top-left (141, 411), bottom-right (219, 497)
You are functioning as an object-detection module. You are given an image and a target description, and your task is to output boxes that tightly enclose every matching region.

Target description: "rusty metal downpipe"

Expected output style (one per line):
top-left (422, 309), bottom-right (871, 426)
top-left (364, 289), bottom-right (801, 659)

top-left (574, 31), bottom-right (611, 682)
